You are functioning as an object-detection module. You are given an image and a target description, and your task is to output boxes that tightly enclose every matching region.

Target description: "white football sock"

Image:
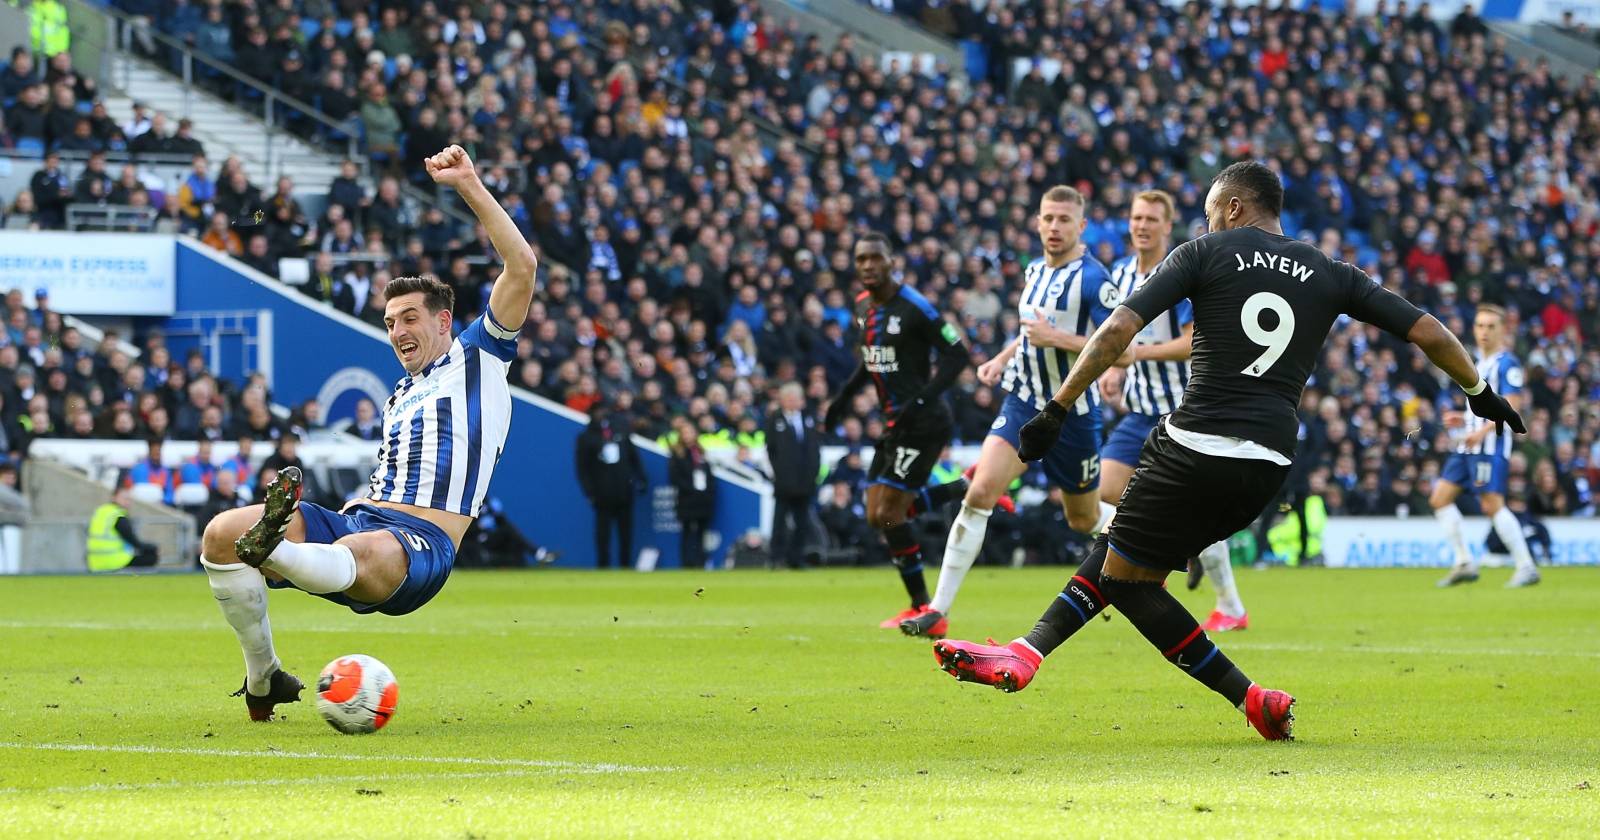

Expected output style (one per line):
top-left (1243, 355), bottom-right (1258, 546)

top-left (1433, 504), bottom-right (1473, 570)
top-left (202, 557), bottom-right (280, 695)
top-left (1091, 501), bottom-right (1116, 536)
top-left (929, 503), bottom-right (992, 614)
top-left (1199, 540), bottom-right (1245, 617)
top-left (1491, 508), bottom-right (1536, 573)
top-left (262, 541), bottom-right (358, 594)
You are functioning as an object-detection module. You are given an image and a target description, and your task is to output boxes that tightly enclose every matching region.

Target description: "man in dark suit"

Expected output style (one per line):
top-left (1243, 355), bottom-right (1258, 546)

top-left (575, 400), bottom-right (646, 568)
top-left (764, 383), bottom-right (821, 569)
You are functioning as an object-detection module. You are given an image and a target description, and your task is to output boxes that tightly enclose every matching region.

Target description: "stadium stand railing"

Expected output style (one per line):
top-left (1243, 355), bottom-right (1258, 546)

top-left (74, 0), bottom-right (364, 178)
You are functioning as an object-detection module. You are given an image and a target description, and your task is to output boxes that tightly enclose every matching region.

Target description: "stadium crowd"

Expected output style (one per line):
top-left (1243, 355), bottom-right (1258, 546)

top-left (3, 0), bottom-right (1599, 564)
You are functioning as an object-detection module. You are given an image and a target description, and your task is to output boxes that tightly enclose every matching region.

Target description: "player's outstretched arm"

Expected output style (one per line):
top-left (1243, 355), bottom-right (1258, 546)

top-left (425, 145), bottom-right (538, 330)
top-left (1406, 313), bottom-right (1526, 433)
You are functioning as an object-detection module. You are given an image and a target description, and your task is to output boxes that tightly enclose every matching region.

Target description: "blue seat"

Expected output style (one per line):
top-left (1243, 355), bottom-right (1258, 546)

top-left (13, 137), bottom-right (46, 157)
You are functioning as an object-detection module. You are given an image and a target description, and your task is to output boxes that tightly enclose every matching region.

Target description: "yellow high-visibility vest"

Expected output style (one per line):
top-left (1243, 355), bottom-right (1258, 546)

top-left (31, 0), bottom-right (70, 57)
top-left (86, 503), bottom-right (134, 572)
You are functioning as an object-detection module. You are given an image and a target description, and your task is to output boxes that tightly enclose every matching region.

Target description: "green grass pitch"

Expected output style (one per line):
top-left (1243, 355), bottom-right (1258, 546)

top-left (2, 566), bottom-right (1597, 837)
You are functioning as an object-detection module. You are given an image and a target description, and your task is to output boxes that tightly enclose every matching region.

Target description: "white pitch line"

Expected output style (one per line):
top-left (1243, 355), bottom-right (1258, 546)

top-left (0, 742), bottom-right (666, 774)
top-left (0, 767), bottom-right (554, 796)
top-left (1220, 641), bottom-right (1600, 659)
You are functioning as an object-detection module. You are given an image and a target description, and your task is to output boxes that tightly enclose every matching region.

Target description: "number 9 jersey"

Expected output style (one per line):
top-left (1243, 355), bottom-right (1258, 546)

top-left (1121, 227), bottom-right (1425, 459)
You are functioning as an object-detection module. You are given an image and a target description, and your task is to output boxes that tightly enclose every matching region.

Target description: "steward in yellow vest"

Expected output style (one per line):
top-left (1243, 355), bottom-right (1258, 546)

top-left (87, 487), bottom-right (160, 571)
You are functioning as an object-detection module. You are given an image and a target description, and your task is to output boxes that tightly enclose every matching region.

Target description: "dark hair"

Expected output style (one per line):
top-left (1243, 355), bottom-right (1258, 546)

top-left (1214, 161), bottom-right (1285, 216)
top-left (384, 274), bottom-right (456, 313)
top-left (856, 231), bottom-right (892, 253)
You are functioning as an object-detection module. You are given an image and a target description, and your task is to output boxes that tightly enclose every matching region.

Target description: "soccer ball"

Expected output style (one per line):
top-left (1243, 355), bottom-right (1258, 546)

top-left (315, 654), bottom-right (399, 734)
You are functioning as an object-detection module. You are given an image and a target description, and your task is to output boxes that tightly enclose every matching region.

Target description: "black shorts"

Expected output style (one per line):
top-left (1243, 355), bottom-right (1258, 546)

top-left (1106, 422), bottom-right (1289, 572)
top-left (868, 422), bottom-right (953, 491)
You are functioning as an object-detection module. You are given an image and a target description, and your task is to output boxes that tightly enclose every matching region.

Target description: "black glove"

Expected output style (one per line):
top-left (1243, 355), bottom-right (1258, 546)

top-left (1017, 399), bottom-right (1069, 462)
top-left (822, 398), bottom-right (849, 432)
top-left (1465, 381), bottom-right (1526, 435)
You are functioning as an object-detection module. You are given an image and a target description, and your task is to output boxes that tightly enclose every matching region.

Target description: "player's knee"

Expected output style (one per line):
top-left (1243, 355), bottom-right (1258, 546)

top-left (1066, 506), bottom-right (1099, 534)
top-left (866, 508), bottom-right (893, 531)
top-left (201, 511), bottom-right (246, 563)
top-left (962, 478), bottom-right (1001, 509)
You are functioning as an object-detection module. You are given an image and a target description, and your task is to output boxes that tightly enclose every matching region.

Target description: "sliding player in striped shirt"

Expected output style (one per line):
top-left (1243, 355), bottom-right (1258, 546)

top-left (903, 185), bottom-right (1121, 638)
top-left (199, 145), bottom-right (537, 720)
top-left (1103, 190), bottom-right (1249, 632)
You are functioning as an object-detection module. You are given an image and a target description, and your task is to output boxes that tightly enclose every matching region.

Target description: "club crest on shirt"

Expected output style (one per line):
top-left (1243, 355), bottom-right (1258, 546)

top-left (1098, 281), bottom-right (1121, 308)
top-left (887, 315), bottom-right (902, 335)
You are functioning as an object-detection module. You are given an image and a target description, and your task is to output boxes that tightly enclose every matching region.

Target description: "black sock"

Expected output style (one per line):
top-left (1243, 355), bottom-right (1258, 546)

top-left (884, 522), bottom-right (930, 607)
top-left (908, 477), bottom-right (969, 518)
top-left (1024, 535), bottom-right (1109, 656)
top-left (1099, 574), bottom-right (1253, 707)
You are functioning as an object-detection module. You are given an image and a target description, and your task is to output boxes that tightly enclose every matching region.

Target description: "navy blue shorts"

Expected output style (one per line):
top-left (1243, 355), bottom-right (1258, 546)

top-left (988, 393), bottom-right (1103, 492)
top-left (266, 502), bottom-right (456, 616)
top-left (1440, 453), bottom-right (1509, 497)
top-left (1102, 411), bottom-right (1160, 467)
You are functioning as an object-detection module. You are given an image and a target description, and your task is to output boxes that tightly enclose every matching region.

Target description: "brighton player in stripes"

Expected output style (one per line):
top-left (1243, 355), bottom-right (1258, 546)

top-left (199, 145), bottom-right (537, 720)
top-left (1102, 190), bottom-right (1249, 631)
top-left (902, 185), bottom-right (1123, 638)
top-left (1433, 304), bottom-right (1540, 588)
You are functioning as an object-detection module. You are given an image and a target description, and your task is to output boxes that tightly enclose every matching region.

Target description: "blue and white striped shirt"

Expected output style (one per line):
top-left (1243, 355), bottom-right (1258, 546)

top-left (1458, 349), bottom-right (1522, 459)
top-left (1112, 254), bottom-right (1193, 417)
top-left (1001, 254), bottom-right (1116, 415)
top-left (366, 313), bottom-right (519, 517)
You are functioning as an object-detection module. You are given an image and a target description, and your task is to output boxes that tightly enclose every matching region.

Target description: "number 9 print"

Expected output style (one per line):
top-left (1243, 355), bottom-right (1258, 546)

top-left (1240, 291), bottom-right (1296, 377)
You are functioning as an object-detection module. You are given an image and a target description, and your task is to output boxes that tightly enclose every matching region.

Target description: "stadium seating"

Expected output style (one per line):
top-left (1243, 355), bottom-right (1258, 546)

top-left (2, 0), bottom-right (1597, 531)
